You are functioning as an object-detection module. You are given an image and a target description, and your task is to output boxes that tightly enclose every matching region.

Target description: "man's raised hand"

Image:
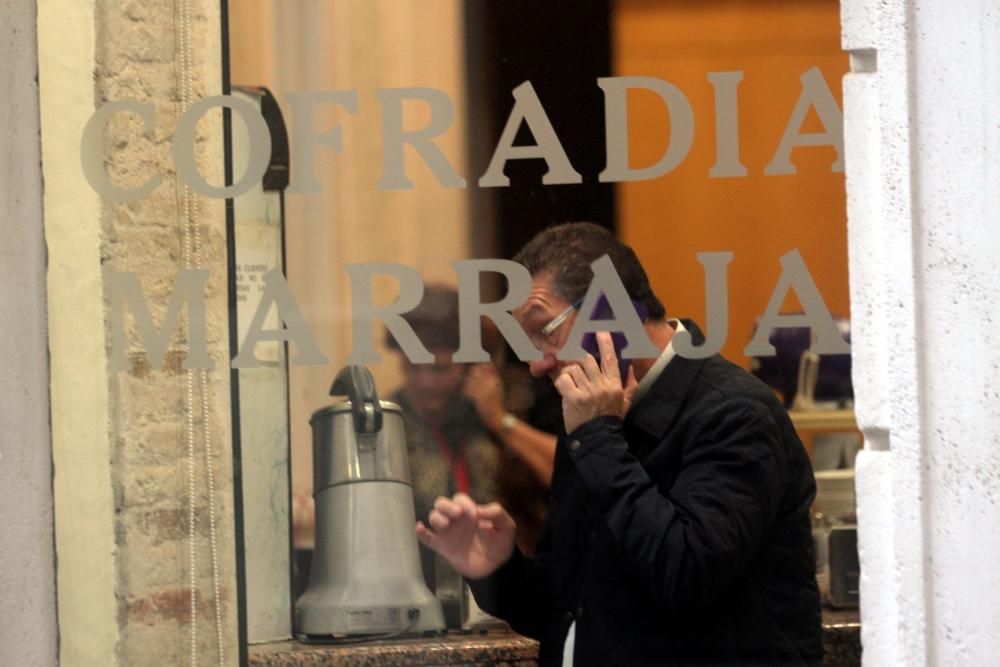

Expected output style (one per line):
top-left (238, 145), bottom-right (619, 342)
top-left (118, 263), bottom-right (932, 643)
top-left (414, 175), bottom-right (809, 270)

top-left (554, 331), bottom-right (639, 433)
top-left (415, 493), bottom-right (517, 579)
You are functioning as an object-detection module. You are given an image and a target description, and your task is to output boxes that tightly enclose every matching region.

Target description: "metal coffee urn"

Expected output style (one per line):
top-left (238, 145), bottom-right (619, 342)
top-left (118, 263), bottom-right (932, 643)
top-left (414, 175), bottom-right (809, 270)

top-left (295, 366), bottom-right (445, 640)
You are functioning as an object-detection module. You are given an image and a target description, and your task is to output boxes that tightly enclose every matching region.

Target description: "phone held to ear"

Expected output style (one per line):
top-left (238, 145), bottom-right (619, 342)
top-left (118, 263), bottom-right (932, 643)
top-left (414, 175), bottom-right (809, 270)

top-left (580, 295), bottom-right (649, 384)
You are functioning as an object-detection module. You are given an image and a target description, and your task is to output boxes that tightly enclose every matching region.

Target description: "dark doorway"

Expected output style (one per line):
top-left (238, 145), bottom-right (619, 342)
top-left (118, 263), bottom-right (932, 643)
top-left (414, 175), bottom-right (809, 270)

top-left (465, 0), bottom-right (616, 260)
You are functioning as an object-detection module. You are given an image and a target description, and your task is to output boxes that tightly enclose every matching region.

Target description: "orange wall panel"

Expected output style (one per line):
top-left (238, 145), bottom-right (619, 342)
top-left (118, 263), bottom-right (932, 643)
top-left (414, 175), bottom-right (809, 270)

top-left (614, 0), bottom-right (849, 366)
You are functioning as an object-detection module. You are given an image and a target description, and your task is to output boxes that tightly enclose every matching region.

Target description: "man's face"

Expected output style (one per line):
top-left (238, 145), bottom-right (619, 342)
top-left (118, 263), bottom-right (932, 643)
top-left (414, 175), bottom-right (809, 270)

top-left (513, 273), bottom-right (581, 381)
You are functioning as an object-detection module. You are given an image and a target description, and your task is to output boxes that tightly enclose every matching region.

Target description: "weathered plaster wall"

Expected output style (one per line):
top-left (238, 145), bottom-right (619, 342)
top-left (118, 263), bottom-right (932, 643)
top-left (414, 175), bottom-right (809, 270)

top-left (39, 0), bottom-right (238, 663)
top-left (842, 0), bottom-right (1000, 664)
top-left (0, 1), bottom-right (59, 664)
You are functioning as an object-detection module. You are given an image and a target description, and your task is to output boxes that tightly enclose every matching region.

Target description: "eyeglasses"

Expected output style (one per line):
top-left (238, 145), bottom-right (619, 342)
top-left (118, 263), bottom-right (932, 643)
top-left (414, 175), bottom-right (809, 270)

top-left (527, 299), bottom-right (582, 350)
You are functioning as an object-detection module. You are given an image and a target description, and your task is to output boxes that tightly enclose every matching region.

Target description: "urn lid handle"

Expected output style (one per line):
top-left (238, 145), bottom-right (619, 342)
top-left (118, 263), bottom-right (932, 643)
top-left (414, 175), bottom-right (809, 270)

top-left (330, 365), bottom-right (383, 434)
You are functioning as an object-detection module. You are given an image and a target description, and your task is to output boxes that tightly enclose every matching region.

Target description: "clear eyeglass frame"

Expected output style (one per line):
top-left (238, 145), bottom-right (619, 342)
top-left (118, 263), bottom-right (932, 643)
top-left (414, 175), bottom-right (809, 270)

top-left (528, 299), bottom-right (582, 350)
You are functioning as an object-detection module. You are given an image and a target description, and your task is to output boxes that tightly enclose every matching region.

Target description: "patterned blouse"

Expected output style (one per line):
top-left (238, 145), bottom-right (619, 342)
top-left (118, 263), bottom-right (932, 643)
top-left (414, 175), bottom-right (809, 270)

top-left (390, 390), bottom-right (501, 593)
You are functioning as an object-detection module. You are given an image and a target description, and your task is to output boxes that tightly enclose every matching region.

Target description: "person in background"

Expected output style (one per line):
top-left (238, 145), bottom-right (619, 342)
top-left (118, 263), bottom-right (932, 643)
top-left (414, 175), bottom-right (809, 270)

top-left (416, 223), bottom-right (823, 665)
top-left (463, 359), bottom-right (557, 554)
top-left (386, 285), bottom-right (555, 581)
top-left (385, 285), bottom-right (501, 593)
top-left (464, 363), bottom-right (556, 486)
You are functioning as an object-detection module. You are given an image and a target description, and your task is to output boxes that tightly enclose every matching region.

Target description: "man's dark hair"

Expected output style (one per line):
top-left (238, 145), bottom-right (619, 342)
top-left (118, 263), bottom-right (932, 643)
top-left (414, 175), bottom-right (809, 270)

top-left (513, 222), bottom-right (666, 320)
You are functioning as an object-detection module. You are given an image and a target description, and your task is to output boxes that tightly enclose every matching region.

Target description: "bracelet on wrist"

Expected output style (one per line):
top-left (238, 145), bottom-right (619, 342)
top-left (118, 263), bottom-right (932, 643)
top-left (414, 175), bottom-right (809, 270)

top-left (499, 412), bottom-right (519, 434)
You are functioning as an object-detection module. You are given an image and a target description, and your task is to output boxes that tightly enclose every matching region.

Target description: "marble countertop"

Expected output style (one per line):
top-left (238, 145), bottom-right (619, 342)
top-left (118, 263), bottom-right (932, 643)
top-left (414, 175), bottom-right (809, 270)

top-left (820, 607), bottom-right (862, 666)
top-left (248, 629), bottom-right (537, 666)
top-left (250, 608), bottom-right (860, 666)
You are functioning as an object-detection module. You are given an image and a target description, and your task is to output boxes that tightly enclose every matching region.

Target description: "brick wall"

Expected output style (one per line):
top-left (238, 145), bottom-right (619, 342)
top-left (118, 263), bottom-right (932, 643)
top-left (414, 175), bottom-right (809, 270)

top-left (94, 0), bottom-right (237, 663)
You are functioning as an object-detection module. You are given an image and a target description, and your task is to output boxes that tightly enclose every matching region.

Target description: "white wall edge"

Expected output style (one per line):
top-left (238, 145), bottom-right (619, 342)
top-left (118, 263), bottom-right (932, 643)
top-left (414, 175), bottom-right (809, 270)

top-left (36, 0), bottom-right (120, 663)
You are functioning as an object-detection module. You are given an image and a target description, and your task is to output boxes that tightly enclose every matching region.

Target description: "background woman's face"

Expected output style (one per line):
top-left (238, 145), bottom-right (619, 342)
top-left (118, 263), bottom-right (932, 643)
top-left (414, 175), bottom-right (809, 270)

top-left (401, 349), bottom-right (467, 421)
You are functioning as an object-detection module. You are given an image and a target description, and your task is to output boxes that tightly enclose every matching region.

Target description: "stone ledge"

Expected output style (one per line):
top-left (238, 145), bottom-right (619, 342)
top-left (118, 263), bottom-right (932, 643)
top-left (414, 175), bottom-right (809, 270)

top-left (821, 608), bottom-right (862, 666)
top-left (249, 629), bottom-right (538, 667)
top-left (250, 610), bottom-right (861, 666)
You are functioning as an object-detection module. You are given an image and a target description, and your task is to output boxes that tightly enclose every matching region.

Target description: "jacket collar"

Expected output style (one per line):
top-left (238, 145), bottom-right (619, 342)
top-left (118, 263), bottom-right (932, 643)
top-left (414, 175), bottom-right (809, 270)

top-left (626, 319), bottom-right (709, 442)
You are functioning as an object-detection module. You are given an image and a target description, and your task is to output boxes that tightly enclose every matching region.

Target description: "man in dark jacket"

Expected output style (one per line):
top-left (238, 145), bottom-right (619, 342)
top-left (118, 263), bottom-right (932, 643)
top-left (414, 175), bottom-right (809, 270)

top-left (416, 223), bottom-right (823, 665)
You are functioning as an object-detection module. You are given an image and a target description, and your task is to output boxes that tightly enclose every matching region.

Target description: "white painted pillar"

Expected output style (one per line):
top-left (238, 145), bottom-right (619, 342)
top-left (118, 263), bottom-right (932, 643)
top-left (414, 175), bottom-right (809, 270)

top-left (841, 1), bottom-right (1000, 664)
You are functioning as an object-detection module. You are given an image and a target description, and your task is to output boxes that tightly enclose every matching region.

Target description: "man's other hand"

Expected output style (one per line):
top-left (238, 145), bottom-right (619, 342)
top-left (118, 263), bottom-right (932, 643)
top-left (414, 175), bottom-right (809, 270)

top-left (415, 493), bottom-right (517, 579)
top-left (554, 331), bottom-right (639, 433)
